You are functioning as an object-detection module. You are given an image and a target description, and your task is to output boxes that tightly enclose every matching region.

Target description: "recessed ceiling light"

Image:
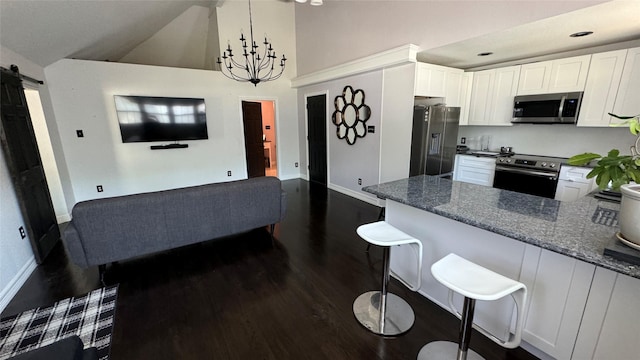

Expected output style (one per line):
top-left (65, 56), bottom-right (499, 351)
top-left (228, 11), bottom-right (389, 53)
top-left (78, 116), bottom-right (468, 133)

top-left (570, 31), bottom-right (593, 37)
top-left (477, 52), bottom-right (493, 57)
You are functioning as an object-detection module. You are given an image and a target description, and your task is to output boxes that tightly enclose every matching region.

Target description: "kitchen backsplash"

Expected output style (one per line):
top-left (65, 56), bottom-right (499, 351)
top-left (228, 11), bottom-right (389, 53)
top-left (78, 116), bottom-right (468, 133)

top-left (459, 125), bottom-right (632, 158)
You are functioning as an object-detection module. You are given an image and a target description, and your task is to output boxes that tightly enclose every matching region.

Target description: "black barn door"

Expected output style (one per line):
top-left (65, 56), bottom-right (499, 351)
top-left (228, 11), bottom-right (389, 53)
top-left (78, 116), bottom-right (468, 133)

top-left (0, 66), bottom-right (59, 264)
top-left (242, 101), bottom-right (266, 178)
top-left (307, 94), bottom-right (327, 185)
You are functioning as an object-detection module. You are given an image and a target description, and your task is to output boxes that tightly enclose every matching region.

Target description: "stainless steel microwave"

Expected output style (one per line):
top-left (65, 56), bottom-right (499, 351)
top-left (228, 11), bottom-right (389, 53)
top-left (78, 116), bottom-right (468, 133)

top-left (512, 92), bottom-right (583, 124)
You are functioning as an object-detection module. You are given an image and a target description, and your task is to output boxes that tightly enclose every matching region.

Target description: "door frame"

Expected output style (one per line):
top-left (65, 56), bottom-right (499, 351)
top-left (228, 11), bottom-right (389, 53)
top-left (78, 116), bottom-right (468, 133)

top-left (238, 96), bottom-right (280, 178)
top-left (303, 90), bottom-right (330, 184)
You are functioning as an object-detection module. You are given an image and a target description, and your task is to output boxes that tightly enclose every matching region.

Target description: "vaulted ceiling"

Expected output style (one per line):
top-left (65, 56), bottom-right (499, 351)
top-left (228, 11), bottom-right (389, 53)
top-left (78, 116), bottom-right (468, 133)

top-left (0, 0), bottom-right (215, 67)
top-left (2, 0), bottom-right (640, 72)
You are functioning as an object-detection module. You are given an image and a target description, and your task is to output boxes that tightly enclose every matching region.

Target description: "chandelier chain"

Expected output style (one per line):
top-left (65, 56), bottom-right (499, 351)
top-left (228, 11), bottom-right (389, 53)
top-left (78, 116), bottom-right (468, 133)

top-left (217, 0), bottom-right (286, 86)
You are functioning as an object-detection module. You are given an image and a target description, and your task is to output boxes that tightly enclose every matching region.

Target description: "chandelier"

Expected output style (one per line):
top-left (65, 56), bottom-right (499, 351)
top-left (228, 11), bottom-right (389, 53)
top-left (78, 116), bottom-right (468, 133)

top-left (217, 0), bottom-right (286, 86)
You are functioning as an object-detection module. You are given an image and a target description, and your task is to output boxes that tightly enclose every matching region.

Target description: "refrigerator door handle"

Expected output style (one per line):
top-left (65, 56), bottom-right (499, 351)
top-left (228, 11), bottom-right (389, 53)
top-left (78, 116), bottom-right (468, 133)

top-left (429, 133), bottom-right (441, 155)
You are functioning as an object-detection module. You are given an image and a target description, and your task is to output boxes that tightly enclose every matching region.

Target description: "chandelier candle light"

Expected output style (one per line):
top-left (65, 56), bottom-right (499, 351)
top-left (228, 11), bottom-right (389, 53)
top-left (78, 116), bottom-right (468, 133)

top-left (217, 0), bottom-right (286, 86)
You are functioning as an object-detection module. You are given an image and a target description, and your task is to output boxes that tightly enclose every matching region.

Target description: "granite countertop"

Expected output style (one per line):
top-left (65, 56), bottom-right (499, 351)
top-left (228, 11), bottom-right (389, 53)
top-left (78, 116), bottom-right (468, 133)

top-left (363, 175), bottom-right (640, 279)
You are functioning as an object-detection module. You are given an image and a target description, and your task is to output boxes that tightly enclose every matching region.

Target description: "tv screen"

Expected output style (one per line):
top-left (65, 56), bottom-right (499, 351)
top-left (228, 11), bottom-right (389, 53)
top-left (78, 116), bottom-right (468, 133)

top-left (114, 95), bottom-right (208, 143)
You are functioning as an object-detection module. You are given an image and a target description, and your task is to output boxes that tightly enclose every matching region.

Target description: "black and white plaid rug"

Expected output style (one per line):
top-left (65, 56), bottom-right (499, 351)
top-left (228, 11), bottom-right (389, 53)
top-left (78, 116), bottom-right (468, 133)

top-left (0, 285), bottom-right (118, 360)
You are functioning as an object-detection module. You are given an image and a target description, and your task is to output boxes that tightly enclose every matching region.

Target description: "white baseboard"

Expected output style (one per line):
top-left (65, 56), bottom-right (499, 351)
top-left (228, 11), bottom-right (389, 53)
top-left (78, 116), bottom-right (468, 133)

top-left (57, 213), bottom-right (71, 223)
top-left (278, 174), bottom-right (303, 181)
top-left (328, 184), bottom-right (379, 206)
top-left (0, 256), bottom-right (37, 314)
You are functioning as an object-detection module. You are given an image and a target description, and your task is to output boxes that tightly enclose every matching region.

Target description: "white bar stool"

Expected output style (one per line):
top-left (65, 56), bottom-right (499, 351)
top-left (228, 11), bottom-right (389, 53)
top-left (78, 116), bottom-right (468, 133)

top-left (418, 253), bottom-right (527, 360)
top-left (353, 221), bottom-right (423, 336)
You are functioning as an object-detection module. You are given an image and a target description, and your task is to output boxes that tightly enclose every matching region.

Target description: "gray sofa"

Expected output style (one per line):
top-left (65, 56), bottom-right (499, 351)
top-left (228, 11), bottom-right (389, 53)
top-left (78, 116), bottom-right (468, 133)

top-left (62, 177), bottom-right (286, 270)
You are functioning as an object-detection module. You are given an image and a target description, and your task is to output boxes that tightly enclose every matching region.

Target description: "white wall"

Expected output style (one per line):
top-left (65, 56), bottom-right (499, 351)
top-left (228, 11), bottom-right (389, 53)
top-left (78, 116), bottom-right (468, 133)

top-left (44, 58), bottom-right (300, 203)
top-left (459, 125), bottom-right (634, 158)
top-left (297, 70), bottom-right (385, 199)
top-left (294, 1), bottom-right (605, 76)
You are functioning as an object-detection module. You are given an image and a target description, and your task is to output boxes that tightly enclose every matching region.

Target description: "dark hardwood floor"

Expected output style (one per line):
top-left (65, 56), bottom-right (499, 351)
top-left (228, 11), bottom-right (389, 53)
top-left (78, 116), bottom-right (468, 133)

top-left (2, 179), bottom-right (538, 360)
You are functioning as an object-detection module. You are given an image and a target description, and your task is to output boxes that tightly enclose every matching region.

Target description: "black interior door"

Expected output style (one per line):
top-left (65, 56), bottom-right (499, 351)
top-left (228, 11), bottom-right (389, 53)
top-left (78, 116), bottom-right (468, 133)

top-left (242, 101), bottom-right (266, 178)
top-left (0, 66), bottom-right (59, 264)
top-left (307, 94), bottom-right (327, 185)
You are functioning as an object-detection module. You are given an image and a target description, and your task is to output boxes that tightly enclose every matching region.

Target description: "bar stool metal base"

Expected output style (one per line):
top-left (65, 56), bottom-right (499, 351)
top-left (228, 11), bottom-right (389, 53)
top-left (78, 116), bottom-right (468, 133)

top-left (417, 341), bottom-right (484, 360)
top-left (353, 290), bottom-right (415, 336)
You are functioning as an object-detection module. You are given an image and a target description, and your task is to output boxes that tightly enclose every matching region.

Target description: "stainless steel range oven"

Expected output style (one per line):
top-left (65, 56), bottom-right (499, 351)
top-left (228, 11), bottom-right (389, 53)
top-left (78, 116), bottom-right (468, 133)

top-left (493, 155), bottom-right (563, 199)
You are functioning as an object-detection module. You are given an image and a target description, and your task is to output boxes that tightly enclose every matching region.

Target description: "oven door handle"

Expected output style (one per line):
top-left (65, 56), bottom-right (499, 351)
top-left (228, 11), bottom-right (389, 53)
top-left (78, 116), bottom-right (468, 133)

top-left (495, 165), bottom-right (558, 179)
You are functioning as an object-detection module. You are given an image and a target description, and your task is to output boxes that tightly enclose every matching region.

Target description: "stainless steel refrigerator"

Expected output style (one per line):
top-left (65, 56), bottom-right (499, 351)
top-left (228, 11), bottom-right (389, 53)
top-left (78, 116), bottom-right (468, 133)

top-left (409, 105), bottom-right (460, 177)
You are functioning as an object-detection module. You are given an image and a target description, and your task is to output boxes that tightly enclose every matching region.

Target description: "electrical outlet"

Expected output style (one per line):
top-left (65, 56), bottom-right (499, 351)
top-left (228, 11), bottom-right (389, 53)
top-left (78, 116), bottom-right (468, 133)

top-left (97, 185), bottom-right (103, 192)
top-left (227, 171), bottom-right (232, 176)
top-left (76, 130), bottom-right (84, 138)
top-left (295, 162), bottom-right (299, 168)
top-left (358, 178), bottom-right (362, 185)
top-left (19, 226), bottom-right (26, 239)
top-left (461, 137), bottom-right (466, 144)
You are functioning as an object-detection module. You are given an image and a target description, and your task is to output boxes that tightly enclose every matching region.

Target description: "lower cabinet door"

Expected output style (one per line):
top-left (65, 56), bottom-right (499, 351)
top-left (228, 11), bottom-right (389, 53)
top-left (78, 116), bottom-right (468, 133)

top-left (573, 268), bottom-right (640, 359)
top-left (555, 179), bottom-right (592, 201)
top-left (519, 246), bottom-right (595, 359)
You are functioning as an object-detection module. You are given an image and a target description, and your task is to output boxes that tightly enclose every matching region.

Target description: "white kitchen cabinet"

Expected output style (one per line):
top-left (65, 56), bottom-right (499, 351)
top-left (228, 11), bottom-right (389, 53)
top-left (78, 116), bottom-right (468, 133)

top-left (490, 66), bottom-right (520, 125)
top-left (385, 200), bottom-right (619, 360)
top-left (555, 165), bottom-right (597, 201)
top-left (458, 72), bottom-right (473, 126)
top-left (453, 154), bottom-right (496, 186)
top-left (612, 47), bottom-right (640, 121)
top-left (468, 69), bottom-right (493, 125)
top-left (572, 268), bottom-right (640, 360)
top-left (468, 65), bottom-right (519, 126)
top-left (519, 246), bottom-right (595, 360)
top-left (517, 61), bottom-right (552, 95)
top-left (414, 62), bottom-right (463, 100)
top-left (577, 49), bottom-right (628, 127)
top-left (517, 55), bottom-right (591, 95)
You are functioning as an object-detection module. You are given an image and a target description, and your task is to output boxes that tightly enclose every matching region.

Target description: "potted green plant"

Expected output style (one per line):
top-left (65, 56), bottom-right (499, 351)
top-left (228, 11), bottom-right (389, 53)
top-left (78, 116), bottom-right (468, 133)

top-left (567, 114), bottom-right (640, 190)
top-left (568, 113), bottom-right (640, 246)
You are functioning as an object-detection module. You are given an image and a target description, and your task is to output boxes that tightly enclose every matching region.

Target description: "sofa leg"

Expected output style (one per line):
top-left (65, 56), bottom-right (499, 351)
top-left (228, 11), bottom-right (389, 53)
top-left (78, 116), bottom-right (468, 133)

top-left (98, 264), bottom-right (106, 287)
top-left (269, 224), bottom-right (276, 246)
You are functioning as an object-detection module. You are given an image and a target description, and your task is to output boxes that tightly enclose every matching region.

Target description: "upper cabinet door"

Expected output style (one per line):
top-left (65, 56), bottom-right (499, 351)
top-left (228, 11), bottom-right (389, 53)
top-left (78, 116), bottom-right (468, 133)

top-left (414, 62), bottom-right (463, 101)
top-left (517, 55), bottom-right (591, 95)
top-left (468, 69), bottom-right (494, 125)
top-left (458, 72), bottom-right (474, 126)
top-left (488, 65), bottom-right (520, 126)
top-left (547, 55), bottom-right (591, 93)
top-left (414, 63), bottom-right (447, 97)
top-left (517, 61), bottom-right (552, 95)
top-left (612, 47), bottom-right (640, 121)
top-left (577, 49), bottom-right (627, 127)
top-left (468, 66), bottom-right (518, 126)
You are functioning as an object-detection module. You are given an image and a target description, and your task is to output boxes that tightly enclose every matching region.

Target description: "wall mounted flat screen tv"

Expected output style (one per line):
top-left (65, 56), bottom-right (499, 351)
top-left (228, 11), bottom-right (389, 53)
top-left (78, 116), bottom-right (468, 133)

top-left (114, 95), bottom-right (208, 143)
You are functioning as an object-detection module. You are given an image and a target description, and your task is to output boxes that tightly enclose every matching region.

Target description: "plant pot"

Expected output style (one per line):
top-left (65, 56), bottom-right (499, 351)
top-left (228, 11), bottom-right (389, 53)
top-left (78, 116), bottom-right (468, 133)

top-left (620, 184), bottom-right (640, 245)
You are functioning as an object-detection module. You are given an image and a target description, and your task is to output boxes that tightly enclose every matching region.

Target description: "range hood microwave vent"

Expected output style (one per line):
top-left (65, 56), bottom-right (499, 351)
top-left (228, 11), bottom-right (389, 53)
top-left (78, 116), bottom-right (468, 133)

top-left (512, 92), bottom-right (583, 124)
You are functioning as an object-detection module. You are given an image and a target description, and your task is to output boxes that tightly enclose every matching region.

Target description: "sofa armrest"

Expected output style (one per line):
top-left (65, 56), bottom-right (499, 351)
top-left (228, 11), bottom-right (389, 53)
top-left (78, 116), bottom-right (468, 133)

top-left (62, 222), bottom-right (90, 268)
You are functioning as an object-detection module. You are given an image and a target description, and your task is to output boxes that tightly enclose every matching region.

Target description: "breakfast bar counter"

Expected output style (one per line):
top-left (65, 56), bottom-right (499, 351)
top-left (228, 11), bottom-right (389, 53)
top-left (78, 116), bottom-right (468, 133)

top-left (363, 175), bottom-right (638, 278)
top-left (362, 175), bottom-right (640, 360)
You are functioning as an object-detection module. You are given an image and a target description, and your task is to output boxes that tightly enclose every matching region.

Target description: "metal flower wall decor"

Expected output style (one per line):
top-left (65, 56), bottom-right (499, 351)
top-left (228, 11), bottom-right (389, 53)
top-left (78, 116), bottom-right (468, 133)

top-left (331, 86), bottom-right (371, 145)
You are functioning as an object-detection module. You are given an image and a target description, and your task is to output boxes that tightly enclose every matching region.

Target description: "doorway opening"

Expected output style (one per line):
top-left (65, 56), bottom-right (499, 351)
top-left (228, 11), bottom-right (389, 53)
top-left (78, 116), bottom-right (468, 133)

top-left (241, 100), bottom-right (278, 178)
top-left (24, 89), bottom-right (68, 222)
